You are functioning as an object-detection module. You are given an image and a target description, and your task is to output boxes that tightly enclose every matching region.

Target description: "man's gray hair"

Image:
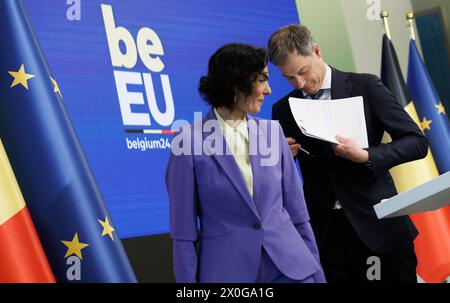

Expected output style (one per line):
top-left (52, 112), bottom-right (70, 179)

top-left (268, 24), bottom-right (315, 66)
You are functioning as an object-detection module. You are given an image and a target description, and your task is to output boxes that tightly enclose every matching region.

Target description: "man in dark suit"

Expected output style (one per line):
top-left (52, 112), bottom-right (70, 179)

top-left (268, 24), bottom-right (428, 282)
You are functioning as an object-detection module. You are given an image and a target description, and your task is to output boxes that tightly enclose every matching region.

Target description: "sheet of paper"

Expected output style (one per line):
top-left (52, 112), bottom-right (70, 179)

top-left (288, 96), bottom-right (369, 148)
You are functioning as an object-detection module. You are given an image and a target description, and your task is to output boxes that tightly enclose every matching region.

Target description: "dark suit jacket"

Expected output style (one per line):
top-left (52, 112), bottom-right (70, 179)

top-left (272, 67), bottom-right (428, 254)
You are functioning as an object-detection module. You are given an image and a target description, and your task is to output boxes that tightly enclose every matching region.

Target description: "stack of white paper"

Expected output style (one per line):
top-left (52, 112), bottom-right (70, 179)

top-left (288, 96), bottom-right (369, 148)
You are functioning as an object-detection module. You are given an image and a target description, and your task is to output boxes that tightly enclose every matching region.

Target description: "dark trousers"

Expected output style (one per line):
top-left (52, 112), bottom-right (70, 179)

top-left (321, 210), bottom-right (418, 283)
top-left (255, 248), bottom-right (317, 283)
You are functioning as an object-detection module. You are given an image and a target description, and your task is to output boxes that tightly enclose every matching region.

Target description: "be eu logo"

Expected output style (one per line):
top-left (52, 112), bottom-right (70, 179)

top-left (101, 4), bottom-right (174, 151)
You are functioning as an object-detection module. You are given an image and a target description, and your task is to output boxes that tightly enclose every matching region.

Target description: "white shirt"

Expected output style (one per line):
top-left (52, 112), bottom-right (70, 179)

top-left (214, 108), bottom-right (253, 197)
top-left (302, 64), bottom-right (332, 99)
top-left (301, 65), bottom-right (342, 210)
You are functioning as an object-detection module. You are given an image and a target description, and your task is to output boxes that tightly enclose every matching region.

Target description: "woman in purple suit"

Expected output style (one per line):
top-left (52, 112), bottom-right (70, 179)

top-left (165, 43), bottom-right (325, 283)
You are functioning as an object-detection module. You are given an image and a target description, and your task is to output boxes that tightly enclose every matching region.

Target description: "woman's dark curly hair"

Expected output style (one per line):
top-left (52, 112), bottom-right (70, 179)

top-left (198, 43), bottom-right (268, 109)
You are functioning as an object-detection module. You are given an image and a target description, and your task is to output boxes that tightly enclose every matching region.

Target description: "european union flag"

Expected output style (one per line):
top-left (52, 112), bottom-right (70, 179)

top-left (407, 39), bottom-right (450, 174)
top-left (381, 34), bottom-right (450, 283)
top-left (0, 0), bottom-right (136, 282)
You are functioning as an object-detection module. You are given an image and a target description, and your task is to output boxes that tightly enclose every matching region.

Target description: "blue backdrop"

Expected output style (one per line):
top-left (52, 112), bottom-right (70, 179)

top-left (22, 0), bottom-right (299, 238)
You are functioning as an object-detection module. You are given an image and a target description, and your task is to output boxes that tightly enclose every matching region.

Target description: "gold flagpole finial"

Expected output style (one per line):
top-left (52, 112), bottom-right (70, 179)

top-left (380, 9), bottom-right (392, 40)
top-left (405, 11), bottom-right (414, 20)
top-left (406, 11), bottom-right (416, 41)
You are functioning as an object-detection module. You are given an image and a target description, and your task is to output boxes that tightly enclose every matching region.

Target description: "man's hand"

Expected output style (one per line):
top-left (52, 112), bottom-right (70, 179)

top-left (286, 137), bottom-right (301, 157)
top-left (332, 135), bottom-right (369, 163)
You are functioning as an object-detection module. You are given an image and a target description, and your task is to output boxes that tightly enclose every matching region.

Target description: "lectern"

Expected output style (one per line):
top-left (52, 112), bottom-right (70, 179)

top-left (374, 172), bottom-right (450, 219)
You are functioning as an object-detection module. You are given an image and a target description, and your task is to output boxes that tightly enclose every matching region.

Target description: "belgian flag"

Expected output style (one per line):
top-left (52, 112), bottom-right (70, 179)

top-left (0, 140), bottom-right (55, 282)
top-left (381, 33), bottom-right (450, 283)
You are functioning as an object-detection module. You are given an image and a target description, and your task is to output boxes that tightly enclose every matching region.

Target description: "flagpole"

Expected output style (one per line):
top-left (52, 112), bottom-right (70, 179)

top-left (380, 9), bottom-right (392, 40)
top-left (406, 11), bottom-right (416, 41)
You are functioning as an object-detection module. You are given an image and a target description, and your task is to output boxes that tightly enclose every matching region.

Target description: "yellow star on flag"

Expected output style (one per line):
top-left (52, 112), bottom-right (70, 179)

top-left (98, 217), bottom-right (115, 241)
top-left (8, 64), bottom-right (35, 90)
top-left (50, 77), bottom-right (62, 97)
top-left (420, 117), bottom-right (432, 131)
top-left (61, 233), bottom-right (89, 260)
top-left (436, 102), bottom-right (446, 115)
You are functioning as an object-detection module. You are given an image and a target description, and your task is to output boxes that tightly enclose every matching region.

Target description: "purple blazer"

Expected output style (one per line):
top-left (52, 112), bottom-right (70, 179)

top-left (165, 109), bottom-right (324, 282)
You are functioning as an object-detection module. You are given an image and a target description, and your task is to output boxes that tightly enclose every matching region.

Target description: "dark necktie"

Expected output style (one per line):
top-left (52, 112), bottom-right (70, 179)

top-left (307, 89), bottom-right (325, 100)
